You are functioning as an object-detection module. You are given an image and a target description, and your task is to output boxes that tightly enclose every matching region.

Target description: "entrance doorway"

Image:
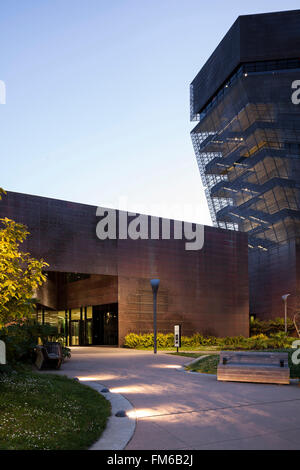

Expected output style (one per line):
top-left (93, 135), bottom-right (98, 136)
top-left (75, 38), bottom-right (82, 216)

top-left (39, 303), bottom-right (118, 346)
top-left (92, 303), bottom-right (118, 346)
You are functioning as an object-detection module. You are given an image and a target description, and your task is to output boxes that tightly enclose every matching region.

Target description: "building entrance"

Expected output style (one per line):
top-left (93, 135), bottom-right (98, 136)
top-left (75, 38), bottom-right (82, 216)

top-left (92, 304), bottom-right (118, 346)
top-left (37, 303), bottom-right (118, 346)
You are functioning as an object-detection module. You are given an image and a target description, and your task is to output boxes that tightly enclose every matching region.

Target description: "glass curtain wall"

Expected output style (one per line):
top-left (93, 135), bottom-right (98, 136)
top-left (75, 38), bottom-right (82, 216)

top-left (37, 304), bottom-right (118, 346)
top-left (191, 60), bottom-right (300, 252)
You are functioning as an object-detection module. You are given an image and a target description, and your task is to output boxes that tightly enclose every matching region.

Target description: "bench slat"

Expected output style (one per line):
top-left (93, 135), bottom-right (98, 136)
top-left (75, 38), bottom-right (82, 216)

top-left (217, 351), bottom-right (290, 385)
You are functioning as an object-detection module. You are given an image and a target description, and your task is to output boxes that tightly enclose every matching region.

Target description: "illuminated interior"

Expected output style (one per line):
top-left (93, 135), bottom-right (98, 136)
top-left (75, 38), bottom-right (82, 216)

top-left (191, 60), bottom-right (300, 251)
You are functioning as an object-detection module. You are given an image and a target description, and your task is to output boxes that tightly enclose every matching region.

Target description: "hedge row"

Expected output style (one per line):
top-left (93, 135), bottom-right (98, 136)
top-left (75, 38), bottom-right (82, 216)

top-left (124, 332), bottom-right (295, 350)
top-left (250, 317), bottom-right (295, 336)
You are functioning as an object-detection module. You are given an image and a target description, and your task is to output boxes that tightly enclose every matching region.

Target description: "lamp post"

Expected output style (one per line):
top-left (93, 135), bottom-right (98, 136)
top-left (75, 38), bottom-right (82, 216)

top-left (150, 279), bottom-right (160, 354)
top-left (282, 294), bottom-right (291, 334)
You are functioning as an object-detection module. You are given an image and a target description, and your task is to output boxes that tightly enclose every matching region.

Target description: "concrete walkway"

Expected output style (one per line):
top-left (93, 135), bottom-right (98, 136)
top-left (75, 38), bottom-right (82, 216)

top-left (50, 347), bottom-right (300, 450)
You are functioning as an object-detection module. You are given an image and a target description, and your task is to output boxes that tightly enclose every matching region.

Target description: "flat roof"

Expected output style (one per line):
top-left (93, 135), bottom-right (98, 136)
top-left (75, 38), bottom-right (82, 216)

top-left (190, 9), bottom-right (300, 116)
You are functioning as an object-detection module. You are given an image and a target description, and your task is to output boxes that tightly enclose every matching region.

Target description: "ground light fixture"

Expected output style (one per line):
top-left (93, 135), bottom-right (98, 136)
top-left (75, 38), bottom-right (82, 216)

top-left (150, 279), bottom-right (160, 354)
top-left (282, 294), bottom-right (291, 334)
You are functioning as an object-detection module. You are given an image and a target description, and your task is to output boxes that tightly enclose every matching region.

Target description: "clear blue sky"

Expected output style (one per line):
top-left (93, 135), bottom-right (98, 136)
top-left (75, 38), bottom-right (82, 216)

top-left (1, 0), bottom-right (299, 224)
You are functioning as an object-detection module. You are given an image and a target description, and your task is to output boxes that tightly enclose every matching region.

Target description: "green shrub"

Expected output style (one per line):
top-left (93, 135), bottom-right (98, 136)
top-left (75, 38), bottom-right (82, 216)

top-left (268, 332), bottom-right (295, 349)
top-left (124, 331), bottom-right (295, 351)
top-left (250, 317), bottom-right (295, 336)
top-left (0, 363), bottom-right (14, 375)
top-left (0, 321), bottom-right (64, 364)
top-left (124, 332), bottom-right (175, 349)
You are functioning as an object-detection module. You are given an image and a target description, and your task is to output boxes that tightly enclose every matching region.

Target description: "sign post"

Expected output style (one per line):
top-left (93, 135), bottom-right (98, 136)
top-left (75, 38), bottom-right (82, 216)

top-left (150, 279), bottom-right (160, 354)
top-left (282, 294), bottom-right (290, 334)
top-left (0, 340), bottom-right (6, 365)
top-left (174, 325), bottom-right (181, 353)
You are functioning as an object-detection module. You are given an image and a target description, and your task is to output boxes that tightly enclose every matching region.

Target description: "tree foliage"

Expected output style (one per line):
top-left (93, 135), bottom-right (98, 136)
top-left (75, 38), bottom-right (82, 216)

top-left (0, 217), bottom-right (48, 324)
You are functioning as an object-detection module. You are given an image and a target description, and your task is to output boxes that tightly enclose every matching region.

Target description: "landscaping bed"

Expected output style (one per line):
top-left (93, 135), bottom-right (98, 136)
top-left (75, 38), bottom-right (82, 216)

top-left (186, 354), bottom-right (219, 374)
top-left (168, 352), bottom-right (219, 358)
top-left (0, 370), bottom-right (111, 450)
top-left (182, 350), bottom-right (300, 379)
top-left (124, 323), bottom-right (296, 352)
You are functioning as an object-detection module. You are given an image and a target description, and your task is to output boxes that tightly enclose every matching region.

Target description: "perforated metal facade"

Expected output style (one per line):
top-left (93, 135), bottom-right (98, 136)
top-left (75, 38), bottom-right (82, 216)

top-left (191, 11), bottom-right (300, 318)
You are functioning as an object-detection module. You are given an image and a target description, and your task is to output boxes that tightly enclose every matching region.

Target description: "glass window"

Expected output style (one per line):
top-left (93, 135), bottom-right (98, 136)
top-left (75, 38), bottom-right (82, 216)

top-left (86, 306), bottom-right (93, 319)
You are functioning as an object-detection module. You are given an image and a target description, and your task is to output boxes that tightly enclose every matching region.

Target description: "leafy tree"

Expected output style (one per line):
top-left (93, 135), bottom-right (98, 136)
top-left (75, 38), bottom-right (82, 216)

top-left (0, 217), bottom-right (48, 324)
top-left (0, 188), bottom-right (6, 200)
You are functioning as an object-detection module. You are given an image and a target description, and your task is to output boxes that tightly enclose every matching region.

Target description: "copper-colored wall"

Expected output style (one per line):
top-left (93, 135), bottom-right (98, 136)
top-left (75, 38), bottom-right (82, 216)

top-left (0, 191), bottom-right (249, 344)
top-left (36, 278), bottom-right (57, 310)
top-left (249, 242), bottom-right (299, 320)
top-left (57, 274), bottom-right (118, 310)
top-left (117, 232), bottom-right (249, 343)
top-left (297, 242), bottom-right (300, 295)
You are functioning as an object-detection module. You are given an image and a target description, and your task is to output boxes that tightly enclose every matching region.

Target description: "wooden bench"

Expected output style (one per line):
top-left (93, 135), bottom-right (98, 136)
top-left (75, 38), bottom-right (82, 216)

top-left (217, 351), bottom-right (290, 385)
top-left (35, 342), bottom-right (63, 370)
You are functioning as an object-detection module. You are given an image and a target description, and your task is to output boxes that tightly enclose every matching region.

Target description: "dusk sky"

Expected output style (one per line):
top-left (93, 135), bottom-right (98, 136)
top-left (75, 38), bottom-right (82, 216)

top-left (1, 0), bottom-right (299, 224)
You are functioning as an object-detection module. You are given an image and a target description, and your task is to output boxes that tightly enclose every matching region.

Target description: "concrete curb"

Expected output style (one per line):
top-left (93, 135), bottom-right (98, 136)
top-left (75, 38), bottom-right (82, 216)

top-left (177, 368), bottom-right (216, 377)
top-left (80, 380), bottom-right (136, 450)
top-left (174, 354), bottom-right (209, 372)
top-left (184, 355), bottom-right (209, 367)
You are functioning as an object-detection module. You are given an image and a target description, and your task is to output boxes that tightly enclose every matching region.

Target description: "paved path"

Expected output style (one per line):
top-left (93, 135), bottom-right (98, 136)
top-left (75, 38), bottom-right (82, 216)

top-left (50, 347), bottom-right (300, 450)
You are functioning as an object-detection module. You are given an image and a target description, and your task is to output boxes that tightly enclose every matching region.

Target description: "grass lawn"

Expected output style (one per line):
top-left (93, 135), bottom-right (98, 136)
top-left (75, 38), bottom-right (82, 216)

top-left (173, 349), bottom-right (300, 379)
top-left (186, 355), bottom-right (220, 374)
top-left (0, 370), bottom-right (111, 450)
